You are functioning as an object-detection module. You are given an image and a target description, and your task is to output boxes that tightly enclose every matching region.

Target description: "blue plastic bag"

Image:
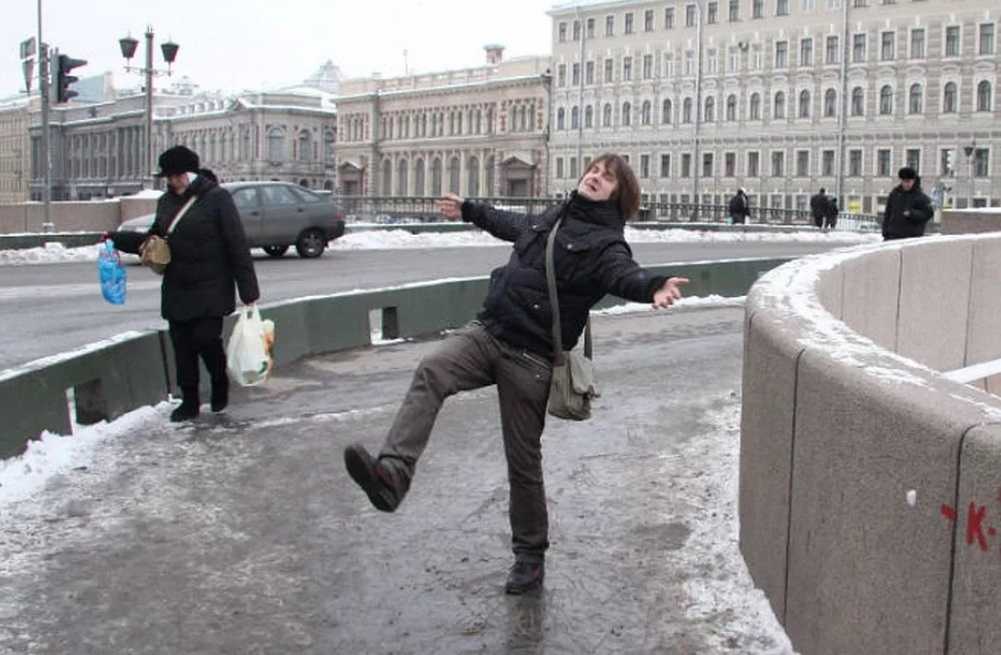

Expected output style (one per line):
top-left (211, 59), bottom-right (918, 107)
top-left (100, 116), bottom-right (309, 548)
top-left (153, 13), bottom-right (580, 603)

top-left (98, 240), bottom-right (127, 305)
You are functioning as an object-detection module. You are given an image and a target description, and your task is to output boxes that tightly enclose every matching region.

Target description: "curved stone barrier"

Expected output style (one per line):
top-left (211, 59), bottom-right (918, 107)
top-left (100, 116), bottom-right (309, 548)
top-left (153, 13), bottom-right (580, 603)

top-left (741, 234), bottom-right (1001, 655)
top-left (0, 257), bottom-right (788, 460)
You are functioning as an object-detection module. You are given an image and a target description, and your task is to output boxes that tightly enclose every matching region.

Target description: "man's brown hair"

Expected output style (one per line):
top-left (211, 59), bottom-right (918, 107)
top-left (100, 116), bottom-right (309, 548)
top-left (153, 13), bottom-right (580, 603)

top-left (579, 153), bottom-right (641, 220)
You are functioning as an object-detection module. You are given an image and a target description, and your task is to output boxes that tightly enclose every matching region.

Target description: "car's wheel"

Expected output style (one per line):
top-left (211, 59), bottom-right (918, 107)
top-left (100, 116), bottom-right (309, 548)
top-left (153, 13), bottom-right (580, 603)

top-left (263, 245), bottom-right (289, 258)
top-left (295, 229), bottom-right (326, 258)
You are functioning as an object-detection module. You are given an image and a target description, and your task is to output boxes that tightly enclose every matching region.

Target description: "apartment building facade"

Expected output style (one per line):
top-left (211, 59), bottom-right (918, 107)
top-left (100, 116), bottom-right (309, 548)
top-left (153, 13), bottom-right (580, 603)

top-left (549, 0), bottom-right (1000, 213)
top-left (335, 47), bottom-right (551, 198)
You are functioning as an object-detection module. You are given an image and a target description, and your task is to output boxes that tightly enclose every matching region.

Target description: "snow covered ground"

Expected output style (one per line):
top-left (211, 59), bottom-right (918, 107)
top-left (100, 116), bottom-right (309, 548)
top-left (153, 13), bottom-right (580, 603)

top-left (0, 227), bottom-right (881, 266)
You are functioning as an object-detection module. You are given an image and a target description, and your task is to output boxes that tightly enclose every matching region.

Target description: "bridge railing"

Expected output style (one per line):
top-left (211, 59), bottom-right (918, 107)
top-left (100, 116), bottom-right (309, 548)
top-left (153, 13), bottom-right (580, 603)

top-left (336, 196), bottom-right (881, 231)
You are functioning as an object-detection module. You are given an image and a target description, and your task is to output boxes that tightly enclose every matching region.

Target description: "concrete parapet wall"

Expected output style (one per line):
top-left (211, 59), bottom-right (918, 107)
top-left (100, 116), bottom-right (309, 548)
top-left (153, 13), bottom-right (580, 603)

top-left (0, 257), bottom-right (788, 460)
top-left (0, 198), bottom-right (157, 236)
top-left (741, 234), bottom-right (1001, 654)
top-left (941, 209), bottom-right (1001, 235)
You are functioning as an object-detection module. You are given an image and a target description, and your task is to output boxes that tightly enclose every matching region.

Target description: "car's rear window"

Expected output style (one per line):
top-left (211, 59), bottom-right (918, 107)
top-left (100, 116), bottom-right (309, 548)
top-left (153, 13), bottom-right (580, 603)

top-left (290, 187), bottom-right (324, 204)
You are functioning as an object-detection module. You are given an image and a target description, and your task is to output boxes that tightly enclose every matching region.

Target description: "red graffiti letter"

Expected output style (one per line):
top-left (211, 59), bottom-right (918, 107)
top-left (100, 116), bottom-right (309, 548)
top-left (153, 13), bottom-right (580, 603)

top-left (941, 504), bottom-right (957, 521)
top-left (966, 503), bottom-right (989, 552)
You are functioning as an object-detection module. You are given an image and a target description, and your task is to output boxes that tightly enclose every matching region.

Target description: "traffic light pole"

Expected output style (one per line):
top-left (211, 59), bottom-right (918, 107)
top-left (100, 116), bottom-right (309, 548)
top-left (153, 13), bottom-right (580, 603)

top-left (38, 0), bottom-right (53, 231)
top-left (145, 29), bottom-right (155, 188)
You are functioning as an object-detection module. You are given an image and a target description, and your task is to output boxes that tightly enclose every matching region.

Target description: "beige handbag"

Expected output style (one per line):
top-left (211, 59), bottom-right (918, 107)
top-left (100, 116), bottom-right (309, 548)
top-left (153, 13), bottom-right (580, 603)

top-left (140, 195), bottom-right (197, 275)
top-left (544, 218), bottom-right (599, 421)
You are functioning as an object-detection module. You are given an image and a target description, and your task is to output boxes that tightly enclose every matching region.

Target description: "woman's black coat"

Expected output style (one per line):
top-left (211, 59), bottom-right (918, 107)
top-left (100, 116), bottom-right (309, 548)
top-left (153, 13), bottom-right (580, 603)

top-left (109, 175), bottom-right (259, 322)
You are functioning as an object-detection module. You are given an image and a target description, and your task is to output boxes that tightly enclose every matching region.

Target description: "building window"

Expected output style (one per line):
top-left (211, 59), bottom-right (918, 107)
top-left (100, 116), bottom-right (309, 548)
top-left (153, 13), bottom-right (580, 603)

top-left (586, 61), bottom-right (595, 84)
top-left (572, 63), bottom-right (580, 86)
top-left (822, 149), bottom-right (835, 176)
top-left (622, 102), bottom-right (632, 126)
top-left (660, 154), bottom-right (672, 177)
top-left (705, 96), bottom-right (715, 122)
top-left (683, 97), bottom-right (693, 123)
top-left (940, 149), bottom-right (954, 177)
top-left (777, 0), bottom-right (789, 15)
top-left (748, 151), bottom-right (760, 177)
top-left (707, 48), bottom-right (718, 74)
top-left (729, 46), bottom-right (739, 72)
top-left (625, 12), bottom-right (634, 34)
top-left (603, 103), bottom-right (613, 126)
top-left (908, 84), bottom-right (922, 114)
top-left (556, 157), bottom-right (564, 179)
top-left (558, 22), bottom-right (567, 42)
top-left (974, 148), bottom-right (989, 177)
top-left (877, 148), bottom-right (891, 177)
top-left (771, 150), bottom-right (785, 176)
top-left (749, 92), bottom-right (761, 119)
top-left (826, 35), bottom-right (839, 64)
top-left (708, 2), bottom-right (718, 23)
top-left (585, 105), bottom-right (594, 128)
top-left (665, 8), bottom-right (675, 29)
top-left (798, 90), bottom-right (811, 118)
top-left (573, 20), bottom-right (581, 41)
top-left (753, 0), bottom-right (764, 18)
top-left (848, 149), bottom-right (862, 176)
top-left (910, 29), bottom-right (925, 58)
top-left (643, 54), bottom-right (653, 79)
top-left (640, 154), bottom-right (651, 177)
top-left (943, 82), bottom-right (957, 113)
top-left (703, 153), bottom-right (714, 178)
top-left (623, 56), bottom-right (633, 81)
top-left (557, 108), bottom-right (565, 130)
top-left (879, 85), bottom-right (893, 115)
top-left (729, 0), bottom-right (739, 21)
top-left (267, 127), bottom-right (286, 161)
top-left (775, 41), bottom-right (788, 68)
top-left (774, 91), bottom-right (786, 119)
top-left (906, 148), bottom-right (920, 172)
top-left (945, 26), bottom-right (960, 57)
top-left (686, 4), bottom-right (696, 27)
top-left (662, 98), bottom-right (673, 123)
top-left (571, 106), bottom-right (580, 129)
top-left (800, 38), bottom-right (813, 66)
top-left (853, 33), bottom-right (866, 62)
top-left (796, 150), bottom-right (810, 177)
top-left (824, 89), bottom-right (837, 117)
top-left (641, 100), bottom-right (652, 124)
top-left (558, 64), bottom-right (566, 87)
top-left (606, 15), bottom-right (614, 36)
top-left (977, 81), bottom-right (993, 111)
top-left (587, 18), bottom-right (595, 38)
top-left (980, 23), bottom-right (995, 56)
top-left (644, 9), bottom-right (654, 31)
top-left (569, 157), bottom-right (578, 179)
top-left (725, 152), bottom-right (736, 176)
top-left (681, 153), bottom-right (692, 177)
top-left (881, 31), bottom-right (895, 60)
top-left (604, 58), bottom-right (613, 82)
top-left (851, 87), bottom-right (864, 116)
top-left (726, 94), bottom-right (737, 121)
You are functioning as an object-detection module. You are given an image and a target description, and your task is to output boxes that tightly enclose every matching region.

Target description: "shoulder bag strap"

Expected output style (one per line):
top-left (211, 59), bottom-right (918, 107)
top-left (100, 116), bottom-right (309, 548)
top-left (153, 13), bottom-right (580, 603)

top-left (165, 195), bottom-right (198, 235)
top-left (544, 217), bottom-right (592, 364)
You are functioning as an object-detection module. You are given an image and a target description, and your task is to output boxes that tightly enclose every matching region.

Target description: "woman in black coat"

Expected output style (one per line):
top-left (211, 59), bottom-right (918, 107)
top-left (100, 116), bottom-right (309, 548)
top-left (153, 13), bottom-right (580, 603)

top-left (107, 146), bottom-right (260, 421)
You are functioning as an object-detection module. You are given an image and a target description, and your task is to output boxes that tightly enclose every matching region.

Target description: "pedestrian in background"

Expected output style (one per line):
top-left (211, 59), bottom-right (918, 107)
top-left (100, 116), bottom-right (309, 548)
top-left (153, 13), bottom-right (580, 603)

top-left (810, 188), bottom-right (830, 230)
top-left (105, 146), bottom-right (260, 421)
top-left (824, 196), bottom-right (839, 231)
top-left (343, 153), bottom-right (689, 595)
top-left (881, 167), bottom-right (934, 241)
top-left (728, 188), bottom-right (750, 224)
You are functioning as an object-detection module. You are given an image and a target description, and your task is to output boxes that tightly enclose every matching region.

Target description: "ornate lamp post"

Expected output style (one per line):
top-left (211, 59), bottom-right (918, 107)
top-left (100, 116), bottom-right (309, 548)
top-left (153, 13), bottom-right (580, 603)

top-left (118, 28), bottom-right (179, 188)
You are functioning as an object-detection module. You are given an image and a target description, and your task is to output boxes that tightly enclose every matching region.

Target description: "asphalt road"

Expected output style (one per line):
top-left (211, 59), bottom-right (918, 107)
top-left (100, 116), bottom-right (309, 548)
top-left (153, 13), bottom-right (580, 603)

top-left (0, 240), bottom-right (856, 371)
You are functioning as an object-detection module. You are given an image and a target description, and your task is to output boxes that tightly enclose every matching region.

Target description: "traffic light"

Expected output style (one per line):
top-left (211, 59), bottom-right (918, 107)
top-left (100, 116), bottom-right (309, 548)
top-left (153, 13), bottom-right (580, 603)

top-left (55, 54), bottom-right (87, 103)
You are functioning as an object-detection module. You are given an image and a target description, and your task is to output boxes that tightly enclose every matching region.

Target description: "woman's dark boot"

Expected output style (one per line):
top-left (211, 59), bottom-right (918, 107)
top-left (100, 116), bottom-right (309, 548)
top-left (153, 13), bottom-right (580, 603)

top-left (211, 376), bottom-right (229, 413)
top-left (170, 387), bottom-right (200, 422)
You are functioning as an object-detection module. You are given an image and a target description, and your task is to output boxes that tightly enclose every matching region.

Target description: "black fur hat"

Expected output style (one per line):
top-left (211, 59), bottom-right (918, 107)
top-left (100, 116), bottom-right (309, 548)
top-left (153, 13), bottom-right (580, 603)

top-left (898, 166), bottom-right (918, 180)
top-left (155, 145), bottom-right (200, 177)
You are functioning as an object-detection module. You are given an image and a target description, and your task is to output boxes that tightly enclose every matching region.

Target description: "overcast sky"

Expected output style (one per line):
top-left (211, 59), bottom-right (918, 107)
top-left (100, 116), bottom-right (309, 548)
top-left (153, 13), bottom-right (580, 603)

top-left (2, 0), bottom-right (556, 98)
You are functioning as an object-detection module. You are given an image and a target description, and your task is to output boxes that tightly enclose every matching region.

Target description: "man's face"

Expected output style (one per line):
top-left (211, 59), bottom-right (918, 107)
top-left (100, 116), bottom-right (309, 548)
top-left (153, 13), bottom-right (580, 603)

top-left (901, 178), bottom-right (915, 191)
top-left (578, 161), bottom-right (618, 202)
top-left (166, 172), bottom-right (189, 194)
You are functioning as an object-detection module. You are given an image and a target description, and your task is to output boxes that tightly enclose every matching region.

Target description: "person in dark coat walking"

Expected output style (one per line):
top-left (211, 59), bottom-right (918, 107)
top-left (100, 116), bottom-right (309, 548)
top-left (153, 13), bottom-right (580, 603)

top-left (881, 166), bottom-right (934, 240)
top-left (728, 188), bottom-right (750, 224)
top-left (343, 153), bottom-right (689, 595)
top-left (810, 188), bottom-right (831, 229)
top-left (825, 196), bottom-right (839, 230)
top-left (106, 146), bottom-right (260, 421)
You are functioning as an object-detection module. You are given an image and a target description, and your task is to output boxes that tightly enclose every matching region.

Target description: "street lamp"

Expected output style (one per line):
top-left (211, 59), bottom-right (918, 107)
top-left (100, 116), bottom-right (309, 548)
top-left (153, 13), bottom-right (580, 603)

top-left (691, 0), bottom-right (704, 220)
top-left (118, 27), bottom-right (179, 189)
top-left (963, 140), bottom-right (976, 208)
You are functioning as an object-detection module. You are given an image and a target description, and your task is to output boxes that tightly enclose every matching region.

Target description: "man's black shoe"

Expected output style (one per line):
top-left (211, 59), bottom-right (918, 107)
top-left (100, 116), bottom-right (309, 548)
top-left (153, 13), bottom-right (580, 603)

top-left (343, 444), bottom-right (408, 512)
top-left (210, 378), bottom-right (229, 413)
top-left (505, 559), bottom-right (544, 595)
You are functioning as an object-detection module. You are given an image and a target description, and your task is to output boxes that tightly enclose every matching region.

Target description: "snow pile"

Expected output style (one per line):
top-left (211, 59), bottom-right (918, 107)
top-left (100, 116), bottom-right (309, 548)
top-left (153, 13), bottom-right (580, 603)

top-left (595, 295), bottom-right (746, 316)
top-left (0, 241), bottom-right (104, 265)
top-left (0, 404), bottom-right (165, 505)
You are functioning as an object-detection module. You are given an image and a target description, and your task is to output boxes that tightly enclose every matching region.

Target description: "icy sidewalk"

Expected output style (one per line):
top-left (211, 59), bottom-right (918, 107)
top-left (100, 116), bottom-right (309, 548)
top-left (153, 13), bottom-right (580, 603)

top-left (0, 306), bottom-right (794, 654)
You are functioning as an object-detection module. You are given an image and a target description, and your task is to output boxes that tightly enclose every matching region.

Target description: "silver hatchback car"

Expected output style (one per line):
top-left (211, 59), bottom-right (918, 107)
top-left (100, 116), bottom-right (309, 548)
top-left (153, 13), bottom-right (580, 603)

top-left (120, 181), bottom-right (346, 258)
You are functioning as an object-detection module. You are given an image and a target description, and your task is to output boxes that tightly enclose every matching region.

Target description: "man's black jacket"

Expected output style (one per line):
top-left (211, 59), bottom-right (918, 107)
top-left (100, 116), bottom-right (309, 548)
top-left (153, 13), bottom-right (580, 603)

top-left (108, 174), bottom-right (259, 321)
top-left (462, 192), bottom-right (667, 358)
top-left (882, 183), bottom-right (934, 240)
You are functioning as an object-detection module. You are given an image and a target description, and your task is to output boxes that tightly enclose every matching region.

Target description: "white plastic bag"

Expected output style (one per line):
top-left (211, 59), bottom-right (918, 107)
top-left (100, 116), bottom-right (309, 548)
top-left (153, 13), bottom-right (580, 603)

top-left (226, 305), bottom-right (275, 387)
